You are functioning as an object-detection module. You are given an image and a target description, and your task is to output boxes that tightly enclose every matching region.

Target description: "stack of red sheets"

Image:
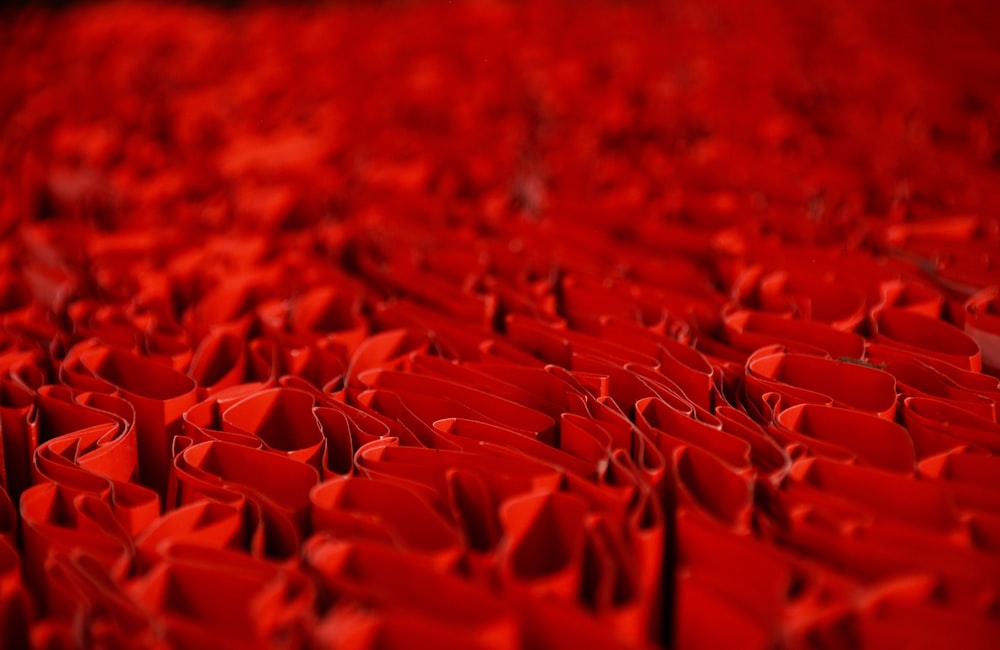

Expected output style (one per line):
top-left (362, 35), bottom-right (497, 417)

top-left (1, 0), bottom-right (999, 647)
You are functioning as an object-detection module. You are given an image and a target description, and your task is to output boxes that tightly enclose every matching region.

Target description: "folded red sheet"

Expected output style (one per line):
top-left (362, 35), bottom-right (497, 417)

top-left (1, 0), bottom-right (1000, 648)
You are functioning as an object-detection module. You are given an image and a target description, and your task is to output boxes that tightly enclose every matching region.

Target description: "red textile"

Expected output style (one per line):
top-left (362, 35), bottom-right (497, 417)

top-left (1, 0), bottom-right (1000, 648)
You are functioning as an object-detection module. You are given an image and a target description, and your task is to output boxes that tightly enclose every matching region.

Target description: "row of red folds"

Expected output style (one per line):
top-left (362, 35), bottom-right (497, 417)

top-left (1, 211), bottom-right (999, 649)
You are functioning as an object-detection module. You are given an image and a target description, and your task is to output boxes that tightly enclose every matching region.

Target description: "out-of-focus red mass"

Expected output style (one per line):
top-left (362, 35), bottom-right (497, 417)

top-left (1, 0), bottom-right (1000, 647)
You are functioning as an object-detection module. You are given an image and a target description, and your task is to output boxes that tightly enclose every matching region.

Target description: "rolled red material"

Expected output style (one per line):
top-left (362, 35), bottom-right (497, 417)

top-left (1, 0), bottom-right (1000, 648)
